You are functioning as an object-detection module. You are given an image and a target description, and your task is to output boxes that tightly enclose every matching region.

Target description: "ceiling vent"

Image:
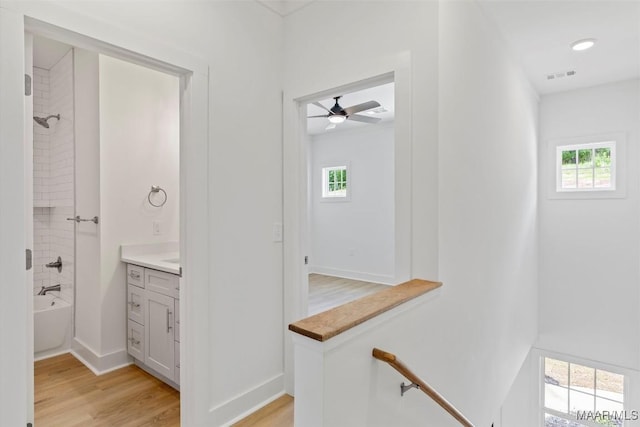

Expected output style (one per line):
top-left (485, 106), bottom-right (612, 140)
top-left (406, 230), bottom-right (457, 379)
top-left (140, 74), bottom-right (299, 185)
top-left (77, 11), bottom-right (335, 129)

top-left (547, 70), bottom-right (577, 80)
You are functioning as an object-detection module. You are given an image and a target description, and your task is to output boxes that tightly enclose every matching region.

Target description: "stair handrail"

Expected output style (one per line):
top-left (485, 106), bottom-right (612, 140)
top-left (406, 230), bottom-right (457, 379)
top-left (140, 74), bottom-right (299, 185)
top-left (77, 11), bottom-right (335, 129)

top-left (372, 348), bottom-right (475, 427)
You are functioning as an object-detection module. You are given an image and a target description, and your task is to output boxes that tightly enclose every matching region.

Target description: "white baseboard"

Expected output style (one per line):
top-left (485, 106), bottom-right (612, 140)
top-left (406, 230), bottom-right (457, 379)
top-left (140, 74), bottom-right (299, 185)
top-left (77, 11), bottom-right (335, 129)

top-left (309, 266), bottom-right (396, 285)
top-left (71, 337), bottom-right (132, 375)
top-left (34, 348), bottom-right (71, 362)
top-left (211, 373), bottom-right (285, 426)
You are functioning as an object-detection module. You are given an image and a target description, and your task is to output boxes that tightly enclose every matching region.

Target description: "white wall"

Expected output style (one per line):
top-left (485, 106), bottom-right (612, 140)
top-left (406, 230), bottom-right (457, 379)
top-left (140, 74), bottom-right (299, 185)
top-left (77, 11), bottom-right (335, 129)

top-left (73, 48), bottom-right (102, 355)
top-left (538, 79), bottom-right (640, 369)
top-left (436, 1), bottom-right (539, 424)
top-left (499, 351), bottom-right (536, 427)
top-left (98, 55), bottom-right (180, 355)
top-left (309, 124), bottom-right (395, 284)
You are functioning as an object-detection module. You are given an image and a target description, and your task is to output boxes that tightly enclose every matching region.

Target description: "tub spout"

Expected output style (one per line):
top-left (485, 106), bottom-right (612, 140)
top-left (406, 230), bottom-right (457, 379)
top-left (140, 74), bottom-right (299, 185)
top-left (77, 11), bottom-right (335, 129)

top-left (38, 284), bottom-right (61, 295)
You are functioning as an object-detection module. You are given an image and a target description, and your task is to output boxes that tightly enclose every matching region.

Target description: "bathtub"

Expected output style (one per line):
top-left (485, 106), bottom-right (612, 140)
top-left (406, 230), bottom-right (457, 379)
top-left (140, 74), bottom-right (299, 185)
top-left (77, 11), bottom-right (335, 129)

top-left (34, 294), bottom-right (71, 356)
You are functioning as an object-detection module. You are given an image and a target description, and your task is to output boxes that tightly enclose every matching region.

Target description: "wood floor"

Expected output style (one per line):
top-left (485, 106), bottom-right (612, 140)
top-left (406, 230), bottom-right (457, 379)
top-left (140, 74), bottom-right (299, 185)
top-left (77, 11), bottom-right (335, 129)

top-left (35, 353), bottom-right (180, 426)
top-left (308, 273), bottom-right (389, 316)
top-left (232, 395), bottom-right (293, 427)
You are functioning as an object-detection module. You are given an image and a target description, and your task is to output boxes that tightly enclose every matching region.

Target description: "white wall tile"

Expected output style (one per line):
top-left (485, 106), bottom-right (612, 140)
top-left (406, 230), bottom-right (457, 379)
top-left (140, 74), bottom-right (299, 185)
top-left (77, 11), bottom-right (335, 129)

top-left (32, 52), bottom-right (75, 296)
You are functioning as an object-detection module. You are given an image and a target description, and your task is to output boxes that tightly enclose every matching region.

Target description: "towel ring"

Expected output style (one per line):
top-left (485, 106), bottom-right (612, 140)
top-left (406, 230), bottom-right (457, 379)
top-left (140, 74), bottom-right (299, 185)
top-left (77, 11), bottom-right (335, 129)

top-left (148, 185), bottom-right (167, 207)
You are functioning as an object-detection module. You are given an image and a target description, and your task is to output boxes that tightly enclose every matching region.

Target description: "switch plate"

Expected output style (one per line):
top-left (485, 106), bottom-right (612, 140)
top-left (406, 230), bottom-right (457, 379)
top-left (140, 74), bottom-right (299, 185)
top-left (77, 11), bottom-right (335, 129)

top-left (153, 220), bottom-right (162, 235)
top-left (272, 222), bottom-right (283, 242)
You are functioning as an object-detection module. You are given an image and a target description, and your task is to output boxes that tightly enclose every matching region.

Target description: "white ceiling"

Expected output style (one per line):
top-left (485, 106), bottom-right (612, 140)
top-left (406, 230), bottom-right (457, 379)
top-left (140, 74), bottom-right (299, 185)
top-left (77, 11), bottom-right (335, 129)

top-left (306, 82), bottom-right (395, 136)
top-left (479, 0), bottom-right (640, 94)
top-left (257, 0), bottom-right (315, 16)
top-left (33, 35), bottom-right (72, 70)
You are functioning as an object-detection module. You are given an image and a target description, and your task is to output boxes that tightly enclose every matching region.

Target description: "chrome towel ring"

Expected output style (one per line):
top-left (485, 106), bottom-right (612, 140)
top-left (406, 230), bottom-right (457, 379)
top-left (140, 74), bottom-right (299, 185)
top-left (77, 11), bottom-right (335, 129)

top-left (148, 185), bottom-right (168, 207)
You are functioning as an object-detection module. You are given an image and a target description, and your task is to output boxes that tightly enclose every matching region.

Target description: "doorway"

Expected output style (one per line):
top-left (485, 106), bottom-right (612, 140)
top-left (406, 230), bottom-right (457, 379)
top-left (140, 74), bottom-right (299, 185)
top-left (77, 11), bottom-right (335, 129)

top-left (304, 82), bottom-right (396, 316)
top-left (0, 8), bottom-right (210, 426)
top-left (283, 57), bottom-right (414, 393)
top-left (28, 32), bottom-right (182, 424)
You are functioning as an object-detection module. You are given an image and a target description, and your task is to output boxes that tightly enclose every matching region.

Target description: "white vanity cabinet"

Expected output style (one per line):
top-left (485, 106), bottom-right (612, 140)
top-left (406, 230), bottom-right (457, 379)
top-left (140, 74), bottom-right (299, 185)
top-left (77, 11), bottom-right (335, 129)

top-left (126, 263), bottom-right (180, 388)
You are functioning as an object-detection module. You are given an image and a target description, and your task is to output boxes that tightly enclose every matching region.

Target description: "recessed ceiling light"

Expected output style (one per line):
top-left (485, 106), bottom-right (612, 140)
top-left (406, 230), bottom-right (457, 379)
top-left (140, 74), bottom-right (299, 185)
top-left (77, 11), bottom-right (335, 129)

top-left (571, 38), bottom-right (596, 52)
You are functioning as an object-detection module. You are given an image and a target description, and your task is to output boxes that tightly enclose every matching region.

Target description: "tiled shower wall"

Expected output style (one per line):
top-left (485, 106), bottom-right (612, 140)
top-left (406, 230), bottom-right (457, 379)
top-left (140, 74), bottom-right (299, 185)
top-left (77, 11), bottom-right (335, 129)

top-left (32, 49), bottom-right (75, 303)
top-left (33, 66), bottom-right (51, 291)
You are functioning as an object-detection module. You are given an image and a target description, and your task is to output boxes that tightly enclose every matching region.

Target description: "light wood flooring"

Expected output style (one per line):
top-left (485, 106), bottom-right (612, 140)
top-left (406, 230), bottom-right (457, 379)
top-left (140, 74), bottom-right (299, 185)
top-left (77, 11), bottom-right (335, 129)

top-left (35, 353), bottom-right (180, 426)
top-left (232, 395), bottom-right (293, 427)
top-left (308, 273), bottom-right (389, 316)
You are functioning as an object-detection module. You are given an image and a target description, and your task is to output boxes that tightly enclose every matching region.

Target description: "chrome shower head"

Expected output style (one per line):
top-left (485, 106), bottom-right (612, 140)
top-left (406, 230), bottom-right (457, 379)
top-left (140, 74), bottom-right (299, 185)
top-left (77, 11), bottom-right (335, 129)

top-left (33, 114), bottom-right (60, 129)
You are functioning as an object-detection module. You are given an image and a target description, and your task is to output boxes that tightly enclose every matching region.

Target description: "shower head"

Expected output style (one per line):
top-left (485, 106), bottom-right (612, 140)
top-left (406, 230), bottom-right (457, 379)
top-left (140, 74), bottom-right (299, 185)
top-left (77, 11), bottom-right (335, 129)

top-left (33, 114), bottom-right (60, 129)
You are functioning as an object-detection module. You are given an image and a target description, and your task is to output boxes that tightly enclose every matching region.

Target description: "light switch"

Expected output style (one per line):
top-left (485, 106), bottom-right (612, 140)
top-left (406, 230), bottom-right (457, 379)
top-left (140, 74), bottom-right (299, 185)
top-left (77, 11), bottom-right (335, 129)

top-left (272, 222), bottom-right (283, 242)
top-left (153, 220), bottom-right (162, 235)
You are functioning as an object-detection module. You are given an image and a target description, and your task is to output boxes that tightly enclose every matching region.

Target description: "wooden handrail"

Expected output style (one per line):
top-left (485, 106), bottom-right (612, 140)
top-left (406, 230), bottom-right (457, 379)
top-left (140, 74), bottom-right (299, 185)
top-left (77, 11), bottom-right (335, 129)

top-left (372, 348), bottom-right (475, 427)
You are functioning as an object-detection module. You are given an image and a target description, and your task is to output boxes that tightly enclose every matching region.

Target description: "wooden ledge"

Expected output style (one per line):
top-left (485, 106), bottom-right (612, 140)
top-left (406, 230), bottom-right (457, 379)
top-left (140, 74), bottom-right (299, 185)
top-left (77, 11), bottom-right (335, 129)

top-left (289, 279), bottom-right (441, 342)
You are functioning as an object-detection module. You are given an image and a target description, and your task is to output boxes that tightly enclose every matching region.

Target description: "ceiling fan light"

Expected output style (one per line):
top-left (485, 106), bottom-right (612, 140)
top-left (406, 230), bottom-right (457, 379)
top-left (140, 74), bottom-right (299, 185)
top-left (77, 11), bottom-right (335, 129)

top-left (328, 115), bottom-right (346, 124)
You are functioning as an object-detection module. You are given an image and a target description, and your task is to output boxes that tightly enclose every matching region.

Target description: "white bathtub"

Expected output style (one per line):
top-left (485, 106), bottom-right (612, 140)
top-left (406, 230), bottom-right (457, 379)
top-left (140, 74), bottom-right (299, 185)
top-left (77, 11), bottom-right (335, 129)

top-left (34, 294), bottom-right (71, 356)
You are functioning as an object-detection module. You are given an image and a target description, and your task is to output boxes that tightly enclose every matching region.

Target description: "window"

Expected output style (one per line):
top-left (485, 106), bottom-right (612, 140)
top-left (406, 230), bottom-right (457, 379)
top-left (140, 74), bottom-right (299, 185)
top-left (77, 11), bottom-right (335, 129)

top-left (543, 356), bottom-right (626, 427)
top-left (322, 164), bottom-right (349, 200)
top-left (557, 141), bottom-right (615, 192)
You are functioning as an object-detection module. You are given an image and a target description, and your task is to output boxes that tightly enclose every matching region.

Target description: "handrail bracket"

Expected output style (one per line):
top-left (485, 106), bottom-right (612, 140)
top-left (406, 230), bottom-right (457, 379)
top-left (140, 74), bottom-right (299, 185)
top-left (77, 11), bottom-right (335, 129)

top-left (400, 381), bottom-right (420, 396)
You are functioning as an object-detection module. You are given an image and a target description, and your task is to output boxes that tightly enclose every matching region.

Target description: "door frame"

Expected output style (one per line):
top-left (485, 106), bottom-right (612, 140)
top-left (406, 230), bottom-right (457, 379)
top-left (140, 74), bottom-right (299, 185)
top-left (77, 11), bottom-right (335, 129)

top-left (0, 3), bottom-right (211, 425)
top-left (283, 51), bottom-right (414, 394)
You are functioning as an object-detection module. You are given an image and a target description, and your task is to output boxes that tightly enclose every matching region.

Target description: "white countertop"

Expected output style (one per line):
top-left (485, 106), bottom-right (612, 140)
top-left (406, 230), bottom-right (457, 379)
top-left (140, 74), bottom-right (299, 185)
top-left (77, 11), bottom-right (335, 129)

top-left (121, 242), bottom-right (180, 275)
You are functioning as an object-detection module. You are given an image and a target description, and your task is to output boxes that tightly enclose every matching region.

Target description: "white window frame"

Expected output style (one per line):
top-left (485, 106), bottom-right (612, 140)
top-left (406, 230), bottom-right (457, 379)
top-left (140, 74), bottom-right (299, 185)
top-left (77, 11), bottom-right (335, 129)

top-left (537, 349), bottom-right (636, 427)
top-left (556, 141), bottom-right (616, 192)
top-left (321, 162), bottom-right (351, 202)
top-left (547, 133), bottom-right (626, 200)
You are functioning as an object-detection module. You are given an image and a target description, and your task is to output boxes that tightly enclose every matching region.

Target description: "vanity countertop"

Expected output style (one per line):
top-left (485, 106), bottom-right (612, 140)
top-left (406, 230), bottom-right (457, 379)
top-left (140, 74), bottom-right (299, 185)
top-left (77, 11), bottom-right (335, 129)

top-left (121, 242), bottom-right (180, 275)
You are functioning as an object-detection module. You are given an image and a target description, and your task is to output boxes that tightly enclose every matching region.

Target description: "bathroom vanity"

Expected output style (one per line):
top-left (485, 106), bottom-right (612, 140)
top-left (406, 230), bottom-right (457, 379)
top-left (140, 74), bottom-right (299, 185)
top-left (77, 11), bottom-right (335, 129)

top-left (121, 242), bottom-right (180, 389)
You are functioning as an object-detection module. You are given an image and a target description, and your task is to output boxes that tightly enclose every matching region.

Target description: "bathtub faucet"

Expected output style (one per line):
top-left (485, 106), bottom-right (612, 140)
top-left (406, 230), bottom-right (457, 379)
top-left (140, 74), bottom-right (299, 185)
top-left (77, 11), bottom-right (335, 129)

top-left (45, 256), bottom-right (62, 273)
top-left (38, 284), bottom-right (61, 295)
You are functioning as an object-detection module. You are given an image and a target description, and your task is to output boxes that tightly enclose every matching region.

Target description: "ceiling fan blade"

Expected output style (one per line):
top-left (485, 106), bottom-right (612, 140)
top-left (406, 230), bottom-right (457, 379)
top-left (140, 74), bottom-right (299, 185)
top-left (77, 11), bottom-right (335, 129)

top-left (307, 115), bottom-right (329, 119)
top-left (347, 114), bottom-right (381, 124)
top-left (343, 100), bottom-right (381, 116)
top-left (312, 101), bottom-right (332, 114)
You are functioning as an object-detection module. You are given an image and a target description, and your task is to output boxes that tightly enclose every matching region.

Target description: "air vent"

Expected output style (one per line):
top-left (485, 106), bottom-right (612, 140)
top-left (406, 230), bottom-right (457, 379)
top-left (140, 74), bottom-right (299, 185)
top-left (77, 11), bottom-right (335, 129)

top-left (547, 70), bottom-right (577, 80)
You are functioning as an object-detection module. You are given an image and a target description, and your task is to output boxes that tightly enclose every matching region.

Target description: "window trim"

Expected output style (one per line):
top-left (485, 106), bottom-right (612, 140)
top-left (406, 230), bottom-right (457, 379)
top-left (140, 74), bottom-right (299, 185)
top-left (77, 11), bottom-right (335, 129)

top-left (320, 162), bottom-right (351, 202)
top-left (547, 133), bottom-right (626, 200)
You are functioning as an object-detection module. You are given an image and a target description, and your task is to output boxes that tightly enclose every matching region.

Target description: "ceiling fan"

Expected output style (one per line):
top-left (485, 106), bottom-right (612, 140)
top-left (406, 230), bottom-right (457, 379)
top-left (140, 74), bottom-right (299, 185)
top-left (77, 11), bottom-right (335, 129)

top-left (308, 96), bottom-right (382, 130)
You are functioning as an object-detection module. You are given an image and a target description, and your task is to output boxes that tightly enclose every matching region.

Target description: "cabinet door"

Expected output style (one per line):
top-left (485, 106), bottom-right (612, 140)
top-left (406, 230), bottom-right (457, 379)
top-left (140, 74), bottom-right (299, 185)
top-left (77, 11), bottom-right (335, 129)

top-left (127, 320), bottom-right (144, 362)
top-left (145, 291), bottom-right (175, 380)
top-left (127, 284), bottom-right (145, 325)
